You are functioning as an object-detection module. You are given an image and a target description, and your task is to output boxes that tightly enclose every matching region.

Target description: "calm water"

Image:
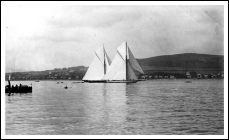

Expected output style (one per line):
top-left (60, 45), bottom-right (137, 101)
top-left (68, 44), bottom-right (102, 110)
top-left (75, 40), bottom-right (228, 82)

top-left (5, 80), bottom-right (224, 135)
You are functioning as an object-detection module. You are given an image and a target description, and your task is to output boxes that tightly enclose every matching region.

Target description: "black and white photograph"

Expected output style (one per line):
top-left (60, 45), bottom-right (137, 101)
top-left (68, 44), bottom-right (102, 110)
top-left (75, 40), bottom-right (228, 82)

top-left (1, 1), bottom-right (228, 139)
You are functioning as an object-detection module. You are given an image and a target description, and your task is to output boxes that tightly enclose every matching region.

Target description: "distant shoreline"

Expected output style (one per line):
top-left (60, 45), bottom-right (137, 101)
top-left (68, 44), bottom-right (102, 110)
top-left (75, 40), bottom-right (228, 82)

top-left (5, 79), bottom-right (223, 82)
top-left (5, 53), bottom-right (223, 81)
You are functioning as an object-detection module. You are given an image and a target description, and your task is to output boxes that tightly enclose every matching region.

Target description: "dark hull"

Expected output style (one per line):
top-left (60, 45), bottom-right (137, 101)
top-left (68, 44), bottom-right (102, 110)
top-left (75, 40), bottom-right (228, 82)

top-left (83, 80), bottom-right (139, 83)
top-left (83, 80), bottom-right (107, 83)
top-left (105, 80), bottom-right (138, 83)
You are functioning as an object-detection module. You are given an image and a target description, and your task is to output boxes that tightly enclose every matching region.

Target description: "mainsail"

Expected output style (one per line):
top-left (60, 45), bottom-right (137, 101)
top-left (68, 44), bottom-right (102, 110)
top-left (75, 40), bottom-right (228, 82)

top-left (103, 41), bottom-right (144, 81)
top-left (83, 46), bottom-right (111, 81)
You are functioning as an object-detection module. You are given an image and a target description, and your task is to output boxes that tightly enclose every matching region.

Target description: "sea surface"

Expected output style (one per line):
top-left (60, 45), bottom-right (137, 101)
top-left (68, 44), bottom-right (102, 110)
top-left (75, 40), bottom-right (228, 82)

top-left (5, 80), bottom-right (224, 135)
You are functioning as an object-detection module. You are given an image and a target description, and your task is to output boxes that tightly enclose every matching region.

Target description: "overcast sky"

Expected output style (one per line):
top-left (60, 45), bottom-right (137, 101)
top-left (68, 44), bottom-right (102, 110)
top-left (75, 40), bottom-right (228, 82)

top-left (5, 5), bottom-right (224, 72)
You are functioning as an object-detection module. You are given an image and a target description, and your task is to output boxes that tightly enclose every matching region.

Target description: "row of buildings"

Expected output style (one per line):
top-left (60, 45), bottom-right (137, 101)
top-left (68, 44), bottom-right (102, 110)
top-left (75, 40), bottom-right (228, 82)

top-left (6, 68), bottom-right (224, 81)
top-left (140, 72), bottom-right (224, 80)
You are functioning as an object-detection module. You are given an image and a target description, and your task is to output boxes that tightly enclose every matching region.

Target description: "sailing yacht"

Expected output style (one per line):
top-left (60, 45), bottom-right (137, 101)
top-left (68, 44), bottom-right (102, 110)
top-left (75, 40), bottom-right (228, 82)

top-left (82, 46), bottom-right (111, 82)
top-left (83, 42), bottom-right (144, 83)
top-left (103, 41), bottom-right (144, 83)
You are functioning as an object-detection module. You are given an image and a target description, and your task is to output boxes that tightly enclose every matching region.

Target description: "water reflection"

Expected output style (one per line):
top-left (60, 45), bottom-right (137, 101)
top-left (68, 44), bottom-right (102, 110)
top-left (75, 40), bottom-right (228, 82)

top-left (81, 83), bottom-right (127, 134)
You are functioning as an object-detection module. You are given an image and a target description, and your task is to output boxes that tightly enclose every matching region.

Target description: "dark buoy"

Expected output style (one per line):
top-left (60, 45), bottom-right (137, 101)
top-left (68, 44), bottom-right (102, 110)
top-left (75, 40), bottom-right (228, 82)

top-left (64, 85), bottom-right (68, 89)
top-left (185, 80), bottom-right (192, 83)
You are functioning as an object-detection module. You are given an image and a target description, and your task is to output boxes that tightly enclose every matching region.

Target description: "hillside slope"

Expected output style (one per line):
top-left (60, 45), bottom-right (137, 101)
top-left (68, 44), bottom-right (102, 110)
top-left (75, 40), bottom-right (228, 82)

top-left (137, 53), bottom-right (224, 74)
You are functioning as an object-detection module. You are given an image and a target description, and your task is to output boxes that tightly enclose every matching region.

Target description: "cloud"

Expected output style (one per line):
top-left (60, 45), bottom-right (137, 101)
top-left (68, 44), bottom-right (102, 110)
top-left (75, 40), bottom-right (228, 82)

top-left (5, 5), bottom-right (224, 72)
top-left (27, 28), bottom-right (89, 43)
top-left (46, 6), bottom-right (144, 29)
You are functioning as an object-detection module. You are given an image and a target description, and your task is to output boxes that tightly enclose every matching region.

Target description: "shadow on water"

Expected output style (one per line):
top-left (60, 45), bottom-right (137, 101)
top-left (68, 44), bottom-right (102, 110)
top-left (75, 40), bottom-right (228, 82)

top-left (6, 92), bottom-right (32, 104)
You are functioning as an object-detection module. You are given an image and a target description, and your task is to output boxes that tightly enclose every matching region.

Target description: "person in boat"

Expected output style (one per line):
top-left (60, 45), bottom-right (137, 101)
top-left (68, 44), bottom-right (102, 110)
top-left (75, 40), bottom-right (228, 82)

top-left (11, 85), bottom-right (14, 91)
top-left (19, 84), bottom-right (22, 91)
top-left (15, 84), bottom-right (19, 93)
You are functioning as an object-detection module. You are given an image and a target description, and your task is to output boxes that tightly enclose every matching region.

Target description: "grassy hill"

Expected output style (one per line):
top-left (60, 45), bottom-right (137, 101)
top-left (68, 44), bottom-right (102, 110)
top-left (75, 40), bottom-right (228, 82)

top-left (137, 53), bottom-right (224, 74)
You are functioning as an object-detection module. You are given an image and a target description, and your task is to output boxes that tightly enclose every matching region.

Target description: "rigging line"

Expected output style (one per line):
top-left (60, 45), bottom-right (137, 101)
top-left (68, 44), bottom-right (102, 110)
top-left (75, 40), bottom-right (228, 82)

top-left (103, 47), bottom-right (106, 74)
top-left (117, 50), bottom-right (125, 61)
top-left (94, 52), bottom-right (103, 65)
top-left (126, 42), bottom-right (128, 81)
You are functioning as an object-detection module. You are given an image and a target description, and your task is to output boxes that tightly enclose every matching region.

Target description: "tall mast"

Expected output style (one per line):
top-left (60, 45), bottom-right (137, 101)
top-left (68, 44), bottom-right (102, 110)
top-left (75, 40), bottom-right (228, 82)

top-left (125, 41), bottom-right (128, 81)
top-left (103, 44), bottom-right (106, 75)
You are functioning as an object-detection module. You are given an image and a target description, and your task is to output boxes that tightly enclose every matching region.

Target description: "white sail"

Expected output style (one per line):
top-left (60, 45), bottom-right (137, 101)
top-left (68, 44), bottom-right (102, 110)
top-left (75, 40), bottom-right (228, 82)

top-left (127, 62), bottom-right (138, 80)
top-left (103, 43), bottom-right (127, 80)
top-left (128, 47), bottom-right (144, 74)
top-left (103, 41), bottom-right (144, 81)
top-left (83, 46), bottom-right (111, 81)
top-left (104, 47), bottom-right (111, 74)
